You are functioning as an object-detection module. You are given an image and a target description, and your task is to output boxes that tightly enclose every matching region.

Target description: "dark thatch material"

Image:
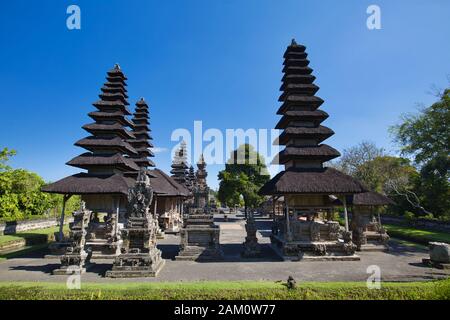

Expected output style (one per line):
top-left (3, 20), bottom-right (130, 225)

top-left (282, 74), bottom-right (316, 84)
top-left (82, 123), bottom-right (135, 139)
top-left (88, 111), bottom-right (134, 127)
top-left (149, 169), bottom-right (190, 197)
top-left (275, 110), bottom-right (329, 129)
top-left (41, 173), bottom-right (135, 195)
top-left (259, 167), bottom-right (368, 195)
top-left (354, 191), bottom-right (395, 206)
top-left (277, 126), bottom-right (334, 145)
top-left (67, 153), bottom-right (140, 171)
top-left (276, 96), bottom-right (324, 114)
top-left (75, 137), bottom-right (138, 155)
top-left (273, 144), bottom-right (340, 164)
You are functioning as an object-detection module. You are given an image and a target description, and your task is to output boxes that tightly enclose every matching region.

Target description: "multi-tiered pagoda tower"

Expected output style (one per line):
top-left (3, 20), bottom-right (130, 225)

top-left (43, 64), bottom-right (139, 213)
top-left (188, 165), bottom-right (196, 192)
top-left (260, 40), bottom-right (367, 260)
top-left (128, 98), bottom-right (155, 170)
top-left (170, 141), bottom-right (189, 188)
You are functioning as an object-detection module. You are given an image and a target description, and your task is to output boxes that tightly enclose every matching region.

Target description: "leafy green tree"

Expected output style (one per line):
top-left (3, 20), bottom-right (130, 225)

top-left (0, 148), bottom-right (16, 171)
top-left (391, 88), bottom-right (450, 218)
top-left (218, 144), bottom-right (270, 217)
top-left (0, 148), bottom-right (80, 221)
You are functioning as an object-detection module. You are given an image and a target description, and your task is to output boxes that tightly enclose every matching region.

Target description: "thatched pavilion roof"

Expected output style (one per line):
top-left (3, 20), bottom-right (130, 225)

top-left (42, 173), bottom-right (135, 195)
top-left (149, 169), bottom-right (190, 197)
top-left (259, 167), bottom-right (368, 195)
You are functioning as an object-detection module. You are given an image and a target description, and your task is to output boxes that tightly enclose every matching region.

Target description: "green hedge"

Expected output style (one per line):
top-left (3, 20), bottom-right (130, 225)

top-left (385, 224), bottom-right (450, 245)
top-left (0, 280), bottom-right (449, 300)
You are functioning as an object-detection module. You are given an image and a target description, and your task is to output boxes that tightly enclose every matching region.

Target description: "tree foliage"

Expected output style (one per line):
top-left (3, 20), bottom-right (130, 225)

top-left (0, 148), bottom-right (80, 221)
top-left (390, 88), bottom-right (450, 218)
top-left (218, 144), bottom-right (270, 215)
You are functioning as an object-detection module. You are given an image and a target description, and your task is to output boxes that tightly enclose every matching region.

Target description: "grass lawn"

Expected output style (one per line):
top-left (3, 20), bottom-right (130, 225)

top-left (0, 279), bottom-right (449, 300)
top-left (384, 224), bottom-right (450, 245)
top-left (0, 225), bottom-right (69, 246)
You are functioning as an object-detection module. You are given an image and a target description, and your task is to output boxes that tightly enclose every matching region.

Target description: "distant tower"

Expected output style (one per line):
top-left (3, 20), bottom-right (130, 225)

top-left (188, 165), bottom-right (196, 192)
top-left (170, 141), bottom-right (189, 188)
top-left (128, 98), bottom-right (155, 170)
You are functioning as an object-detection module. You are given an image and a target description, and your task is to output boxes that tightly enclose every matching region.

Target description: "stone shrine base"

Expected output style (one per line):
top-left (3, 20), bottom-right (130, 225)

top-left (105, 249), bottom-right (166, 278)
top-left (271, 235), bottom-right (361, 261)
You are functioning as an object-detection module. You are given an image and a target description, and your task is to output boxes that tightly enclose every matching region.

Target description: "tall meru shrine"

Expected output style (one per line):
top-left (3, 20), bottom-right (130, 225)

top-left (42, 39), bottom-right (393, 277)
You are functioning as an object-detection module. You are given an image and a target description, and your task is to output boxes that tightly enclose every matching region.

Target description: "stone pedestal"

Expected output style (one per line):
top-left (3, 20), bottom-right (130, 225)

top-left (176, 214), bottom-right (223, 261)
top-left (271, 220), bottom-right (360, 261)
top-left (422, 242), bottom-right (450, 269)
top-left (241, 214), bottom-right (261, 258)
top-left (53, 203), bottom-right (91, 275)
top-left (106, 170), bottom-right (165, 278)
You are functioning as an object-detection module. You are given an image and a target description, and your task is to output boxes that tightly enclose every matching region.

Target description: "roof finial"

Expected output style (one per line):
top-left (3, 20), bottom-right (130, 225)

top-left (291, 38), bottom-right (297, 46)
top-left (140, 97), bottom-right (145, 102)
top-left (114, 63), bottom-right (121, 70)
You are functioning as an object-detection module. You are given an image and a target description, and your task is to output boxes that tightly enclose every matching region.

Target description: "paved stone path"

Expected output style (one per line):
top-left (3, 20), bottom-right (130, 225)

top-left (0, 213), bottom-right (448, 283)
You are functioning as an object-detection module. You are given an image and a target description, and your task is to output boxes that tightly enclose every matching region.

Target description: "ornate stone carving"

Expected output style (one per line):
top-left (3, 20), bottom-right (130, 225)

top-left (241, 212), bottom-right (261, 258)
top-left (106, 170), bottom-right (165, 277)
top-left (53, 202), bottom-right (91, 275)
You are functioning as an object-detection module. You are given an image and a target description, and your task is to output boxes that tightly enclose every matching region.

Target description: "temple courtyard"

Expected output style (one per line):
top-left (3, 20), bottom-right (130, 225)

top-left (0, 212), bottom-right (448, 284)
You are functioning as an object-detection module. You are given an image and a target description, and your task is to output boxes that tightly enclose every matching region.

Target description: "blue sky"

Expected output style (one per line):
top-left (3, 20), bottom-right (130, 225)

top-left (0, 0), bottom-right (449, 190)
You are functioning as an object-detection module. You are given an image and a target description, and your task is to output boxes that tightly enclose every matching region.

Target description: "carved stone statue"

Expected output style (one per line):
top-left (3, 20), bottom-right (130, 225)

top-left (53, 201), bottom-right (91, 275)
top-left (241, 211), bottom-right (261, 258)
top-left (106, 169), bottom-right (165, 277)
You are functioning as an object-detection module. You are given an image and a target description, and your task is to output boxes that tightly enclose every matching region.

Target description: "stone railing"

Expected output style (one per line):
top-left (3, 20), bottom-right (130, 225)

top-left (0, 217), bottom-right (66, 236)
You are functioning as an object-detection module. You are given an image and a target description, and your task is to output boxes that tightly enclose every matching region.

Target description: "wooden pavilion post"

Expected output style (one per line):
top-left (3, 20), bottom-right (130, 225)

top-left (342, 196), bottom-right (349, 232)
top-left (58, 194), bottom-right (71, 241)
top-left (285, 201), bottom-right (292, 241)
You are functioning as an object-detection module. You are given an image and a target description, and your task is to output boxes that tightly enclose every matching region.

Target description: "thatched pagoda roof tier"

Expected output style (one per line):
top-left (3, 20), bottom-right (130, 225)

top-left (106, 76), bottom-right (126, 85)
top-left (259, 167), bottom-right (368, 195)
top-left (283, 51), bottom-right (308, 59)
top-left (67, 152), bottom-right (140, 171)
top-left (133, 124), bottom-right (151, 131)
top-left (132, 130), bottom-right (151, 138)
top-left (98, 92), bottom-right (129, 105)
top-left (134, 147), bottom-right (154, 156)
top-left (128, 139), bottom-right (153, 148)
top-left (93, 100), bottom-right (132, 115)
top-left (283, 59), bottom-right (310, 68)
top-left (277, 126), bottom-right (334, 145)
top-left (107, 65), bottom-right (128, 79)
top-left (282, 74), bottom-right (316, 85)
top-left (275, 110), bottom-right (329, 129)
top-left (101, 86), bottom-right (128, 97)
top-left (133, 118), bottom-right (149, 124)
top-left (279, 84), bottom-right (319, 99)
top-left (149, 169), bottom-right (190, 197)
top-left (75, 137), bottom-right (138, 155)
top-left (282, 65), bottom-right (313, 75)
top-left (103, 82), bottom-right (127, 88)
top-left (276, 96), bottom-right (324, 114)
top-left (82, 123), bottom-right (135, 139)
top-left (272, 144), bottom-right (340, 164)
top-left (42, 173), bottom-right (135, 195)
top-left (88, 111), bottom-right (134, 127)
top-left (131, 157), bottom-right (155, 167)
